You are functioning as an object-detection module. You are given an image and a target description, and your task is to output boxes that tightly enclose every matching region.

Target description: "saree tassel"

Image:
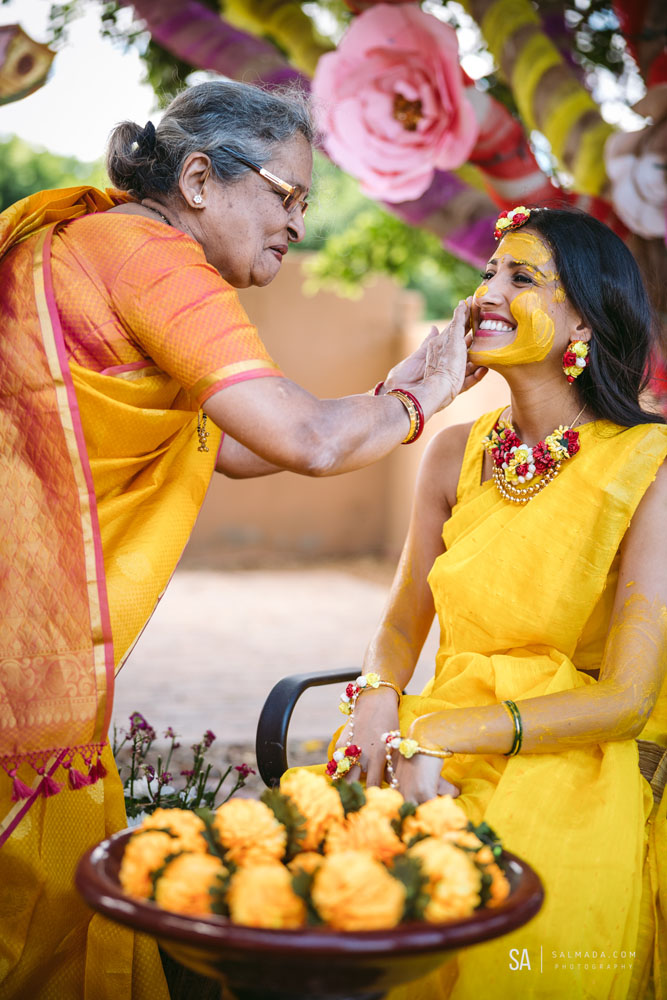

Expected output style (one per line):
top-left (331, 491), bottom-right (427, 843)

top-left (88, 756), bottom-right (107, 783)
top-left (66, 764), bottom-right (92, 790)
top-left (38, 770), bottom-right (62, 798)
top-left (93, 756), bottom-right (108, 781)
top-left (8, 769), bottom-right (32, 802)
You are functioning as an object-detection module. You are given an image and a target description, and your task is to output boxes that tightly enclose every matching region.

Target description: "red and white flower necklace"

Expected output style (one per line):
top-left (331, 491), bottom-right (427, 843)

top-left (483, 406), bottom-right (585, 504)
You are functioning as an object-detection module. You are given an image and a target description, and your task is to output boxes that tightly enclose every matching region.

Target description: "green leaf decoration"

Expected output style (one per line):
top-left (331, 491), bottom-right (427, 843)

top-left (336, 780), bottom-right (366, 816)
top-left (391, 801), bottom-right (417, 838)
top-left (471, 820), bottom-right (503, 853)
top-left (209, 868), bottom-right (232, 917)
top-left (476, 866), bottom-right (494, 909)
top-left (389, 855), bottom-right (429, 922)
top-left (194, 806), bottom-right (216, 826)
top-left (196, 810), bottom-right (230, 865)
top-left (148, 850), bottom-right (189, 901)
top-left (260, 788), bottom-right (306, 861)
top-left (404, 831), bottom-right (431, 849)
top-left (291, 869), bottom-right (324, 927)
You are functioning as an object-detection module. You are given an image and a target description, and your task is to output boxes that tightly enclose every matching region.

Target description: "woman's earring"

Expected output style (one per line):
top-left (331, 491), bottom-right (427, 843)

top-left (193, 194), bottom-right (203, 205)
top-left (562, 340), bottom-right (589, 382)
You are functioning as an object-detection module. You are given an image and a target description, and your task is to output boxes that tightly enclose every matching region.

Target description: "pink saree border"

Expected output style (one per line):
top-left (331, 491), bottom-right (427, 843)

top-left (40, 226), bottom-right (116, 742)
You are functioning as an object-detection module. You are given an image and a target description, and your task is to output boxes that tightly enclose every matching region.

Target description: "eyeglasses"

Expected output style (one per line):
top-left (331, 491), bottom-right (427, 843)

top-left (219, 145), bottom-right (309, 215)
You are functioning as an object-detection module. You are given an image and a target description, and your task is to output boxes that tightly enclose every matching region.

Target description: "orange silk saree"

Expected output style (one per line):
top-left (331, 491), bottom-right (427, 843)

top-left (0, 187), bottom-right (281, 996)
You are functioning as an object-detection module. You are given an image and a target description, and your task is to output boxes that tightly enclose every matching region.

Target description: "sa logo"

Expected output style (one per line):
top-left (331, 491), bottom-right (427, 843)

top-left (509, 948), bottom-right (531, 970)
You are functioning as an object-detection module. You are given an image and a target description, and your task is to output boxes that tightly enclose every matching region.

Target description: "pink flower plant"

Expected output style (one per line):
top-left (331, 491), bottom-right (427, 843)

top-left (312, 4), bottom-right (479, 203)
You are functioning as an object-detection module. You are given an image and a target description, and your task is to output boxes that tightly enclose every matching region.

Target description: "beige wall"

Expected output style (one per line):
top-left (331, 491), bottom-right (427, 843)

top-left (183, 254), bottom-right (507, 568)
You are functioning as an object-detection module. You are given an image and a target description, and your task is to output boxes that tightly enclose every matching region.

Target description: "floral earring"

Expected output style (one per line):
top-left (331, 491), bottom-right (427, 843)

top-left (562, 340), bottom-right (589, 382)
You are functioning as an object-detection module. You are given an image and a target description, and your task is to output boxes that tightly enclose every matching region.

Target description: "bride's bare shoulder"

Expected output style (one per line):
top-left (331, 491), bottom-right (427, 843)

top-left (417, 421), bottom-right (476, 512)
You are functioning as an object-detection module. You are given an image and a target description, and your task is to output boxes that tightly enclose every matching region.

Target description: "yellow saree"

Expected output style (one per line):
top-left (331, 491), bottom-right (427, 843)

top-left (386, 411), bottom-right (667, 1000)
top-left (0, 188), bottom-right (281, 997)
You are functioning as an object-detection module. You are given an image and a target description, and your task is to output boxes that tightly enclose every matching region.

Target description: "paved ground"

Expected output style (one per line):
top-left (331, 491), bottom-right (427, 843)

top-left (112, 561), bottom-right (439, 797)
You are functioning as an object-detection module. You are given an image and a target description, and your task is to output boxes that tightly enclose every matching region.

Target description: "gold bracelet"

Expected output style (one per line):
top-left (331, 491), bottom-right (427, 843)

top-left (358, 679), bottom-right (402, 703)
top-left (381, 730), bottom-right (453, 789)
top-left (387, 389), bottom-right (418, 443)
top-left (386, 388), bottom-right (424, 444)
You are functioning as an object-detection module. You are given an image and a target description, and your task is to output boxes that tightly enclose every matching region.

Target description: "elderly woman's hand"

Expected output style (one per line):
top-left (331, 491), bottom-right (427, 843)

top-left (384, 299), bottom-right (485, 405)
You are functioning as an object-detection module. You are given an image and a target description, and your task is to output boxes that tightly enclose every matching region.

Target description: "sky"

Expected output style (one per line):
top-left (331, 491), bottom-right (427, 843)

top-left (0, 0), bottom-right (157, 161)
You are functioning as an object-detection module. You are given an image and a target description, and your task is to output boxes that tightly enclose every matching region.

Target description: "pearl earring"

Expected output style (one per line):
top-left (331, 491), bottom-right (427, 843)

top-left (193, 194), bottom-right (203, 205)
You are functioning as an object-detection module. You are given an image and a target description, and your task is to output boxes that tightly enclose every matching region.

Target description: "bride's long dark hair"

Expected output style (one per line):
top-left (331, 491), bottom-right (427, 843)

top-left (525, 209), bottom-right (665, 427)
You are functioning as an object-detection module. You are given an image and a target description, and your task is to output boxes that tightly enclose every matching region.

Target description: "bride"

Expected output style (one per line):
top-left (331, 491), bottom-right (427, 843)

top-left (332, 207), bottom-right (667, 999)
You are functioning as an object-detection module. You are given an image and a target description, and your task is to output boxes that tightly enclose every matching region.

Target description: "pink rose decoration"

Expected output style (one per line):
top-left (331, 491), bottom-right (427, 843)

top-left (312, 4), bottom-right (479, 203)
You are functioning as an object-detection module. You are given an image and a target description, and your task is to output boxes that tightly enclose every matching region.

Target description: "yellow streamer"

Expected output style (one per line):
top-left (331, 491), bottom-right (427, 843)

top-left (222, 0), bottom-right (332, 76)
top-left (572, 120), bottom-right (615, 196)
top-left (478, 0), bottom-right (540, 66)
top-left (511, 32), bottom-right (562, 132)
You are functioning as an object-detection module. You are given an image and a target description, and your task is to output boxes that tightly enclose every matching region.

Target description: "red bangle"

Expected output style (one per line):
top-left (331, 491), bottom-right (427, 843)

top-left (388, 388), bottom-right (424, 444)
top-left (372, 380), bottom-right (385, 396)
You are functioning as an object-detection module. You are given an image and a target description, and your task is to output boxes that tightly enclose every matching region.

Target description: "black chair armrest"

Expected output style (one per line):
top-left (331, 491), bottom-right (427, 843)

top-left (255, 667), bottom-right (359, 786)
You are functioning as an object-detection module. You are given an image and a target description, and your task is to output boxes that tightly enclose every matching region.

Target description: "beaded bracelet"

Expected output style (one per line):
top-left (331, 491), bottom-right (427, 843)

top-left (381, 730), bottom-right (453, 790)
top-left (326, 673), bottom-right (402, 781)
top-left (387, 388), bottom-right (424, 444)
top-left (501, 700), bottom-right (523, 756)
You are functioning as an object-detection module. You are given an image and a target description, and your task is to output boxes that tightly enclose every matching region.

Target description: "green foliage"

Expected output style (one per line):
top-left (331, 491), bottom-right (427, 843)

top-left (291, 869), bottom-right (325, 925)
top-left (389, 855), bottom-right (430, 922)
top-left (335, 780), bottom-right (366, 816)
top-left (0, 136), bottom-right (106, 211)
top-left (304, 200), bottom-right (480, 319)
top-left (390, 800), bottom-right (418, 839)
top-left (260, 787), bottom-right (307, 860)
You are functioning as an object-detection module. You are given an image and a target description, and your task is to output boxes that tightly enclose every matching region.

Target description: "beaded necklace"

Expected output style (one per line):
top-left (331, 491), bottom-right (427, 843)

top-left (483, 406), bottom-right (585, 504)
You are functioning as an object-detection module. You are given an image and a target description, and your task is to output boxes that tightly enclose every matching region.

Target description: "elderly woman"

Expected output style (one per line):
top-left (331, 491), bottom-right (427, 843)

top-left (0, 80), bottom-right (477, 998)
top-left (329, 208), bottom-right (666, 999)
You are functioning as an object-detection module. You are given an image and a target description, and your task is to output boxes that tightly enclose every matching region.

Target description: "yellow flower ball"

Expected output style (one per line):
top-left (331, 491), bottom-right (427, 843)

top-left (444, 828), bottom-right (483, 851)
top-left (227, 864), bottom-right (306, 928)
top-left (362, 786), bottom-right (405, 822)
top-left (119, 830), bottom-right (177, 899)
top-left (324, 809), bottom-right (405, 865)
top-left (287, 851), bottom-right (325, 876)
top-left (408, 839), bottom-right (481, 922)
top-left (280, 769), bottom-right (344, 850)
top-left (401, 795), bottom-right (468, 843)
top-left (213, 798), bottom-right (286, 866)
top-left (154, 852), bottom-right (226, 917)
top-left (141, 808), bottom-right (208, 853)
top-left (311, 850), bottom-right (406, 931)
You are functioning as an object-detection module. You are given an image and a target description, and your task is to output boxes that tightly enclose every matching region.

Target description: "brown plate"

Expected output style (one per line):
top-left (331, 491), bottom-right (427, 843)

top-left (76, 829), bottom-right (543, 1000)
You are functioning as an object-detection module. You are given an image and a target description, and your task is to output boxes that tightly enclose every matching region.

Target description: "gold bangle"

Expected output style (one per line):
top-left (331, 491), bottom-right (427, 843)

top-left (357, 679), bottom-right (402, 703)
top-left (387, 388), bottom-right (418, 443)
top-left (381, 730), bottom-right (453, 789)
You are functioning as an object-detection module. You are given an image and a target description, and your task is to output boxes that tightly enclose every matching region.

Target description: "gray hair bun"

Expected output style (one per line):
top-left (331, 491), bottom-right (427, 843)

top-left (107, 81), bottom-right (313, 201)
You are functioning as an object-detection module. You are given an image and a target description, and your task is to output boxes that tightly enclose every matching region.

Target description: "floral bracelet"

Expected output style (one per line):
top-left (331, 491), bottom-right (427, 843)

top-left (381, 730), bottom-right (453, 790)
top-left (326, 673), bottom-right (402, 781)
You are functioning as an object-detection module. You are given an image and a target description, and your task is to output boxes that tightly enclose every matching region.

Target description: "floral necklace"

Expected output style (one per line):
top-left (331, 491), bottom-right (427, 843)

top-left (482, 406), bottom-right (585, 504)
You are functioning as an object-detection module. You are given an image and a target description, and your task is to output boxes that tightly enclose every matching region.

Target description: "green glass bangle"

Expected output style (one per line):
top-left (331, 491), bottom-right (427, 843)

top-left (502, 699), bottom-right (523, 757)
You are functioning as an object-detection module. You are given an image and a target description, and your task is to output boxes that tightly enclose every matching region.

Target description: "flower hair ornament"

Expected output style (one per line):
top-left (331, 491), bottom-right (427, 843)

top-left (493, 205), bottom-right (537, 241)
top-left (562, 340), bottom-right (589, 382)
